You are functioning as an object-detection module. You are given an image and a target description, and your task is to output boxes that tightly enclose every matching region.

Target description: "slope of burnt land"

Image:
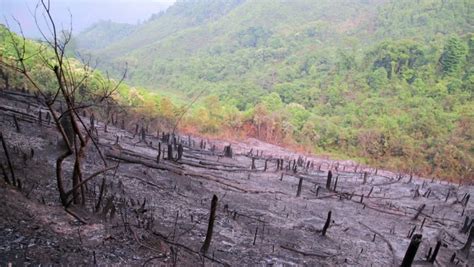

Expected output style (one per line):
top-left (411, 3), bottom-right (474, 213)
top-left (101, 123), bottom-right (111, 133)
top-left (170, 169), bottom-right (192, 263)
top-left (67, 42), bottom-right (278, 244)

top-left (0, 88), bottom-right (472, 266)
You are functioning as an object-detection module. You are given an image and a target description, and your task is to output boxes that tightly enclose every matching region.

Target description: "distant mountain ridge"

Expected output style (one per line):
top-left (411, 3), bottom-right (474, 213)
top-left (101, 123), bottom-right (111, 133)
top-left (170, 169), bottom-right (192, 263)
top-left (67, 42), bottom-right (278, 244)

top-left (74, 20), bottom-right (137, 51)
top-left (73, 0), bottom-right (472, 89)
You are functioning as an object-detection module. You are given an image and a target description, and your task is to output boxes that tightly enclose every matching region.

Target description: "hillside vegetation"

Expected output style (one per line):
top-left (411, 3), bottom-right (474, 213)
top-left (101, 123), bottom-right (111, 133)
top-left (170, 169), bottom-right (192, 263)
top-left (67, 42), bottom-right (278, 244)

top-left (6, 0), bottom-right (474, 181)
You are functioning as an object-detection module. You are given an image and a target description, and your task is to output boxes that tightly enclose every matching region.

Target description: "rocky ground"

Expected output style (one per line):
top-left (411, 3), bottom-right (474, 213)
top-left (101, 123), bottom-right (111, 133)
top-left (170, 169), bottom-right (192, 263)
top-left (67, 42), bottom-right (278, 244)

top-left (0, 88), bottom-right (472, 266)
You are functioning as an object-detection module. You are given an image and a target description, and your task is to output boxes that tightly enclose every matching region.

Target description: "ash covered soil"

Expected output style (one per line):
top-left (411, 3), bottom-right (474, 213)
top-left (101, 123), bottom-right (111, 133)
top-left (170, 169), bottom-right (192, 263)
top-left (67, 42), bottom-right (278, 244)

top-left (0, 89), bottom-right (472, 266)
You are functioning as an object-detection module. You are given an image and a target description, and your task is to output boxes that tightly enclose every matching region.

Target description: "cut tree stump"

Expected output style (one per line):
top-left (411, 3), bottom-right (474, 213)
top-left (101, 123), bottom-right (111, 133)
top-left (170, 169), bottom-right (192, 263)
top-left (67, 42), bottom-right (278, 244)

top-left (322, 211), bottom-right (331, 236)
top-left (412, 204), bottom-right (426, 221)
top-left (401, 234), bottom-right (422, 267)
top-left (177, 144), bottom-right (183, 161)
top-left (460, 225), bottom-right (473, 258)
top-left (201, 195), bottom-right (218, 254)
top-left (167, 144), bottom-right (173, 160)
top-left (326, 171), bottom-right (332, 190)
top-left (0, 132), bottom-right (16, 186)
top-left (12, 115), bottom-right (20, 133)
top-left (428, 240), bottom-right (441, 263)
top-left (224, 145), bottom-right (233, 158)
top-left (157, 142), bottom-right (161, 163)
top-left (296, 177), bottom-right (303, 197)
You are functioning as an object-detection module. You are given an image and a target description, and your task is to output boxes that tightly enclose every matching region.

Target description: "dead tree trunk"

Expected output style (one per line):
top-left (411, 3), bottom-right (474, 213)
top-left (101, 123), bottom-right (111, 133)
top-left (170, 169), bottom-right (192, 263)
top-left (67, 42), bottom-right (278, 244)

top-left (464, 194), bottom-right (470, 207)
top-left (461, 217), bottom-right (473, 234)
top-left (322, 211), bottom-right (331, 236)
top-left (445, 189), bottom-right (450, 202)
top-left (368, 186), bottom-right (374, 197)
top-left (428, 240), bottom-right (441, 263)
top-left (253, 227), bottom-right (258, 245)
top-left (155, 142), bottom-right (162, 164)
top-left (460, 217), bottom-right (470, 233)
top-left (134, 124), bottom-right (139, 137)
top-left (224, 145), bottom-right (233, 158)
top-left (264, 159), bottom-right (268, 172)
top-left (90, 113), bottom-right (95, 128)
top-left (95, 177), bottom-right (106, 212)
top-left (201, 195), bottom-right (218, 254)
top-left (326, 170), bottom-right (332, 190)
top-left (0, 132), bottom-right (16, 186)
top-left (167, 144), bottom-right (173, 160)
top-left (177, 144), bottom-right (183, 161)
top-left (251, 157), bottom-right (256, 170)
top-left (12, 115), bottom-right (20, 133)
top-left (401, 234), bottom-right (422, 267)
top-left (46, 112), bottom-right (51, 125)
top-left (0, 163), bottom-right (11, 185)
top-left (141, 127), bottom-right (146, 142)
top-left (71, 137), bottom-right (88, 205)
top-left (412, 204), bottom-right (426, 221)
top-left (296, 177), bottom-right (303, 197)
top-left (460, 226), bottom-right (473, 258)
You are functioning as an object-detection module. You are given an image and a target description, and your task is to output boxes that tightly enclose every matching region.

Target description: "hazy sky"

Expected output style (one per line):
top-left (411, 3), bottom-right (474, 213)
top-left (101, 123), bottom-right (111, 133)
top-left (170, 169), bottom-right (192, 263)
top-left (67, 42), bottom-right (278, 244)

top-left (0, 0), bottom-right (177, 37)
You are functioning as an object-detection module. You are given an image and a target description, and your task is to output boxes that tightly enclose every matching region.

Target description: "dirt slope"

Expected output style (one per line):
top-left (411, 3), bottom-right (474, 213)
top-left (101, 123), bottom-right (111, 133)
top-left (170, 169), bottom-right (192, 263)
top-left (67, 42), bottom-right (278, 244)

top-left (0, 88), bottom-right (472, 266)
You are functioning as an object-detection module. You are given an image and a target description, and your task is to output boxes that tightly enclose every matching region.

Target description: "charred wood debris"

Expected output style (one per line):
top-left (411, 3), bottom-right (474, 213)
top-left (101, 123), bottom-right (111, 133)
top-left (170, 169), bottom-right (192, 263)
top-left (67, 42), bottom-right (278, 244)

top-left (0, 88), bottom-right (472, 266)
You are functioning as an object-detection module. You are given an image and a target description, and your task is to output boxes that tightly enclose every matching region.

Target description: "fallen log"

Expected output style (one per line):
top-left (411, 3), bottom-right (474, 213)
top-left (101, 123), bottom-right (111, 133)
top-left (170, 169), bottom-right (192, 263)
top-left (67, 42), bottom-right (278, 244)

top-left (280, 245), bottom-right (332, 258)
top-left (105, 151), bottom-right (185, 175)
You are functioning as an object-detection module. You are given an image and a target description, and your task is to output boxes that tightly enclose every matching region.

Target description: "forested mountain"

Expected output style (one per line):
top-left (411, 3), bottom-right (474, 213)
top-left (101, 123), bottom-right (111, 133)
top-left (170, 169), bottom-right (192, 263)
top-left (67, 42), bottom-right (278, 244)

top-left (72, 20), bottom-right (138, 51)
top-left (47, 0), bottom-right (474, 180)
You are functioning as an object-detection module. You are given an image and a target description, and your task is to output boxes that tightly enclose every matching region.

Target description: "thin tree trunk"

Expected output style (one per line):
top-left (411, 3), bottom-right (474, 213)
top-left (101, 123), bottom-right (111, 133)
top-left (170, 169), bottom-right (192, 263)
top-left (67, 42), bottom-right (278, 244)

top-left (326, 170), bottom-right (332, 190)
top-left (296, 177), bottom-right (303, 197)
top-left (322, 211), bottom-right (331, 236)
top-left (201, 195), bottom-right (218, 254)
top-left (0, 132), bottom-right (16, 186)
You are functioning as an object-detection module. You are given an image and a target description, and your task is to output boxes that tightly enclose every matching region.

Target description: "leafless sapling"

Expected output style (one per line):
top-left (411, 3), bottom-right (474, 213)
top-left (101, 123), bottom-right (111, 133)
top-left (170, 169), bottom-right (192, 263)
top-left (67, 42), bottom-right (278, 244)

top-left (0, 1), bottom-right (124, 207)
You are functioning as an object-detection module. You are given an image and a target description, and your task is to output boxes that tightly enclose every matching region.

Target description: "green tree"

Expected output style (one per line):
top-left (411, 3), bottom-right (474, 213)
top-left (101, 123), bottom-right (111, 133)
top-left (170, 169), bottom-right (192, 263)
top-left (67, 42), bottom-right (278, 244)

top-left (440, 36), bottom-right (468, 75)
top-left (368, 68), bottom-right (389, 91)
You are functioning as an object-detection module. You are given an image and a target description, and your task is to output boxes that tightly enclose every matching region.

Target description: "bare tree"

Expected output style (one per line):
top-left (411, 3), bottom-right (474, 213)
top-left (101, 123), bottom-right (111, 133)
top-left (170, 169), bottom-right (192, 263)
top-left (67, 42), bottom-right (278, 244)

top-left (0, 0), bottom-right (124, 208)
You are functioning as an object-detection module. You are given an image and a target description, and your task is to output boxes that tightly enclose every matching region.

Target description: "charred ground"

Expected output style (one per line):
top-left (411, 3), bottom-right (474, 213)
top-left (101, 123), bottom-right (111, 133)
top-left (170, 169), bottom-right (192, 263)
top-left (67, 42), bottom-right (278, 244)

top-left (0, 88), bottom-right (472, 266)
